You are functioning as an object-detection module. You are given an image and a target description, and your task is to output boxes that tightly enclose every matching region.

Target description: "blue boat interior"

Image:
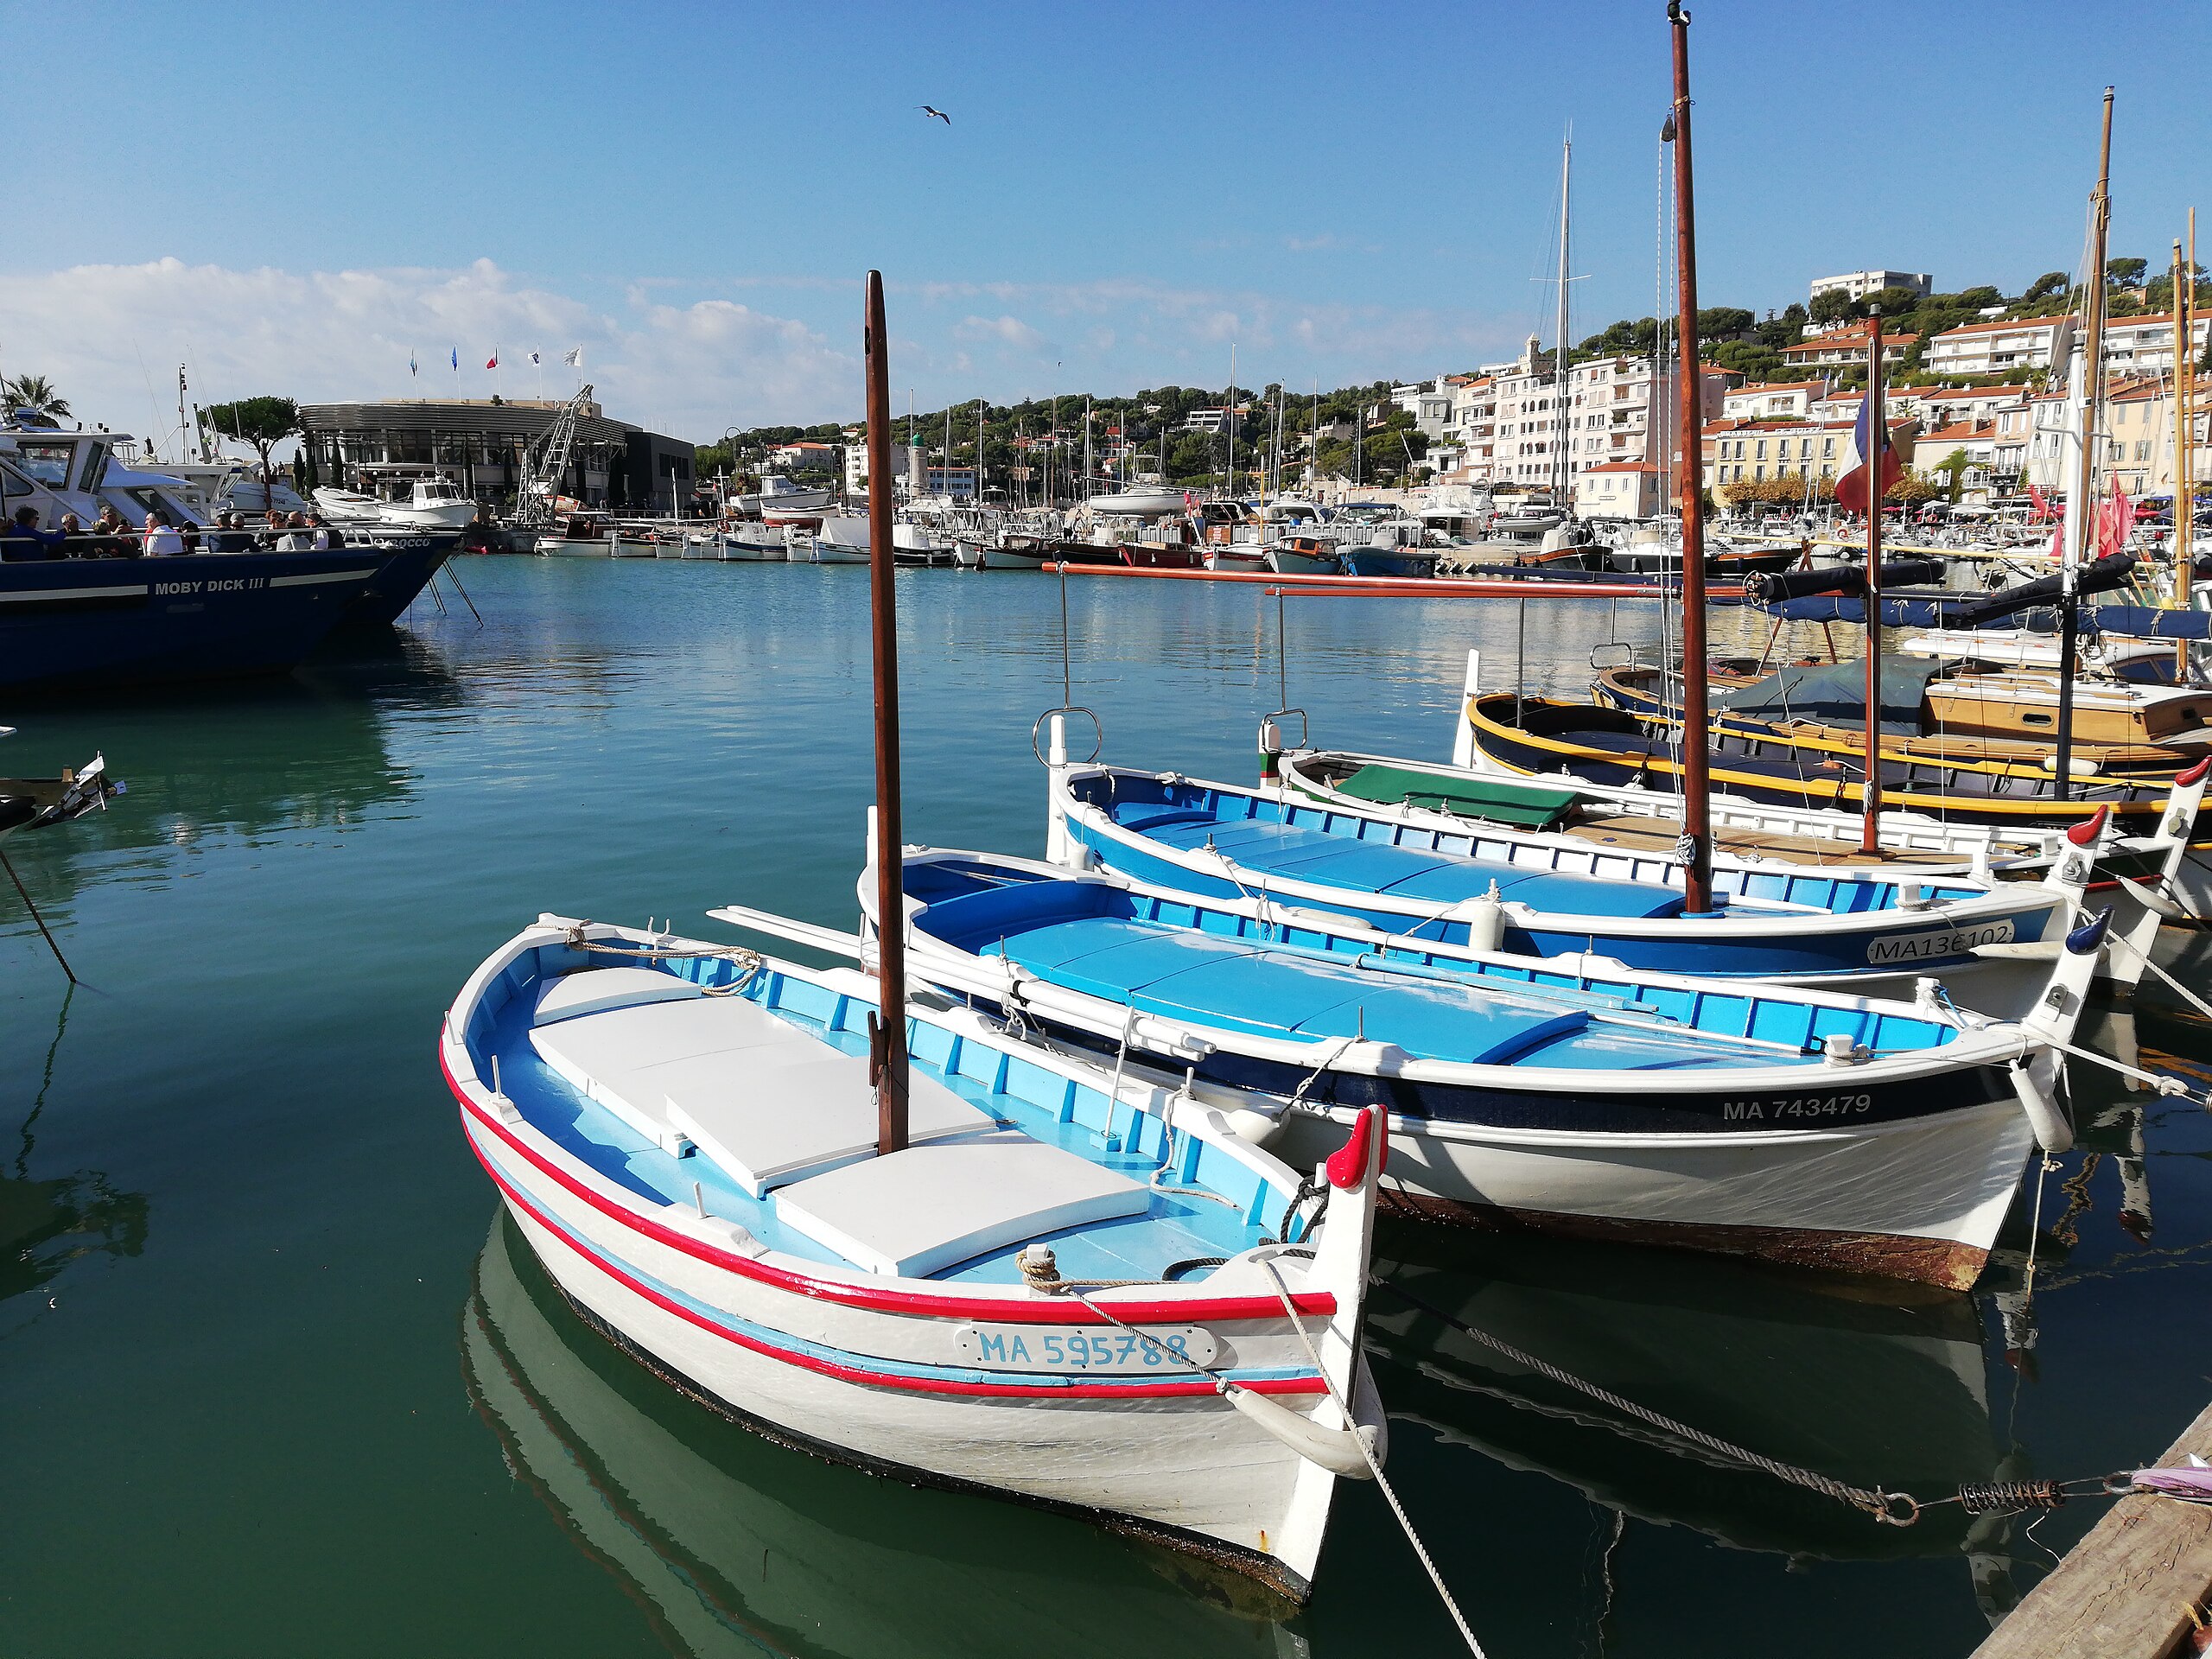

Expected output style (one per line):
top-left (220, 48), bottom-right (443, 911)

top-left (912, 856), bottom-right (1959, 1070)
top-left (461, 940), bottom-right (1298, 1287)
top-left (1068, 771), bottom-right (1981, 915)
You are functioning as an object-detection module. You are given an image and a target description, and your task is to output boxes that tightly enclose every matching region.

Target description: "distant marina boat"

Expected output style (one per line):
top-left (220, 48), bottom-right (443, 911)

top-left (731, 475), bottom-right (834, 516)
top-left (1339, 545), bottom-right (1440, 578)
top-left (1085, 488), bottom-right (1185, 518)
top-left (810, 516), bottom-right (873, 563)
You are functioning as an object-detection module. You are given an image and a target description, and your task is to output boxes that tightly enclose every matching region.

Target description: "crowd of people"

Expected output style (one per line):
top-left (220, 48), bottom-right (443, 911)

top-left (0, 505), bottom-right (349, 562)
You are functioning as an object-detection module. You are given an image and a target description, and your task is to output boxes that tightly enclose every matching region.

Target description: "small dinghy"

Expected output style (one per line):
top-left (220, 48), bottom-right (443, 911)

top-left (1046, 759), bottom-right (2136, 1007)
top-left (868, 843), bottom-right (2107, 1290)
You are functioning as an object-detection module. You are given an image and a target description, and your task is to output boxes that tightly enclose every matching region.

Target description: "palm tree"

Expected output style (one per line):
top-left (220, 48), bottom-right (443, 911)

top-left (2, 373), bottom-right (71, 421)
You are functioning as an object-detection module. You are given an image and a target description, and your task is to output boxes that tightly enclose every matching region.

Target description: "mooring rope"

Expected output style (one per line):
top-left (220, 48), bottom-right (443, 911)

top-left (1261, 1255), bottom-right (1487, 1656)
top-left (563, 926), bottom-right (763, 995)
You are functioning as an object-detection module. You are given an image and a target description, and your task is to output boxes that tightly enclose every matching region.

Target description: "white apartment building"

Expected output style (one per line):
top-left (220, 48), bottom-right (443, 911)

top-left (1722, 379), bottom-right (1829, 421)
top-left (1809, 269), bottom-right (1933, 302)
top-left (1484, 337), bottom-right (1728, 489)
top-left (1179, 406), bottom-right (1248, 435)
top-left (1575, 461), bottom-right (1662, 518)
top-left (1923, 316), bottom-right (2071, 377)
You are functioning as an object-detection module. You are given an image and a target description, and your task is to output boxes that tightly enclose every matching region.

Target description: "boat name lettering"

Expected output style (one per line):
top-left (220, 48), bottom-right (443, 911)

top-left (1866, 919), bottom-right (2014, 965)
top-left (1720, 1092), bottom-right (1873, 1122)
top-left (154, 578), bottom-right (266, 596)
top-left (953, 1323), bottom-right (1218, 1375)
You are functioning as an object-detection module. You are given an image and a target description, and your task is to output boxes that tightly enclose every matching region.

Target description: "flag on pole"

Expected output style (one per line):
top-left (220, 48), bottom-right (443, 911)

top-left (563, 347), bottom-right (582, 367)
top-left (450, 348), bottom-right (459, 371)
top-left (528, 349), bottom-right (541, 366)
top-left (486, 352), bottom-right (499, 369)
top-left (1834, 393), bottom-right (1902, 516)
top-left (410, 352), bottom-right (417, 377)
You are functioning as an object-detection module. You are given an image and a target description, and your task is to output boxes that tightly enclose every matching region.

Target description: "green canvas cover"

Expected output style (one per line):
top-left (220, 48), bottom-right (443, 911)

top-left (1328, 763), bottom-right (1584, 830)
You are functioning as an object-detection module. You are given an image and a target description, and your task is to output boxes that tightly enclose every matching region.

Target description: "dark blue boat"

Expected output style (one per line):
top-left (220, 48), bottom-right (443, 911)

top-left (0, 547), bottom-right (391, 690)
top-left (339, 531), bottom-right (459, 629)
top-left (1338, 544), bottom-right (1440, 578)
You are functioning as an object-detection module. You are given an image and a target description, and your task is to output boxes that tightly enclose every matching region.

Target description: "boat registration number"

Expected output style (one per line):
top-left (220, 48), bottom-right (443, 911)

top-left (1865, 919), bottom-right (2014, 964)
top-left (954, 1324), bottom-right (1218, 1375)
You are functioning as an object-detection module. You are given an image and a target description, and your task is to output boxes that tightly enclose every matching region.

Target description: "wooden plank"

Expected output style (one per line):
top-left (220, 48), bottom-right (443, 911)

top-left (1973, 1397), bottom-right (2212, 1659)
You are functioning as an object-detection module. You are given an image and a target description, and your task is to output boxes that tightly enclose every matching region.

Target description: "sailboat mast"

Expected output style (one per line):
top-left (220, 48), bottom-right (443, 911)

top-left (2175, 219), bottom-right (2197, 675)
top-left (863, 271), bottom-right (909, 1154)
top-left (1667, 0), bottom-right (1713, 914)
top-left (1227, 346), bottom-right (1237, 497)
top-left (1555, 135), bottom-right (1572, 505)
top-left (1861, 314), bottom-right (1886, 854)
top-left (2056, 87), bottom-right (2115, 800)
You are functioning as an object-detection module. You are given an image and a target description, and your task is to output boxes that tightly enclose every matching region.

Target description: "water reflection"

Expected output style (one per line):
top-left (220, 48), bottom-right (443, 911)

top-left (1365, 1221), bottom-right (2005, 1566)
top-left (2, 992), bottom-right (149, 1330)
top-left (461, 1214), bottom-right (1309, 1659)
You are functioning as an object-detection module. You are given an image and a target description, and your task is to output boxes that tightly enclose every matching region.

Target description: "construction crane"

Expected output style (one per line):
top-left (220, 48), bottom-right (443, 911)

top-left (515, 383), bottom-right (594, 527)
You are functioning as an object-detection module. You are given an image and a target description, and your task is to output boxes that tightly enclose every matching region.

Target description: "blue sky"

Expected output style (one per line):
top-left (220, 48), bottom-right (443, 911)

top-left (5, 0), bottom-right (2209, 442)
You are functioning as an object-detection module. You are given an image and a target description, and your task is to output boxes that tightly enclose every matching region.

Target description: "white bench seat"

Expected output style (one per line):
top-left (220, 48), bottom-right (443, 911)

top-left (526, 969), bottom-right (996, 1193)
top-left (772, 1132), bottom-right (1154, 1277)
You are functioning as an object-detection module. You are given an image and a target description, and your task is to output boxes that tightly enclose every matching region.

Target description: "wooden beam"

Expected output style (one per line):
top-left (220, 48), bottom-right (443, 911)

top-left (1972, 1396), bottom-right (2212, 1658)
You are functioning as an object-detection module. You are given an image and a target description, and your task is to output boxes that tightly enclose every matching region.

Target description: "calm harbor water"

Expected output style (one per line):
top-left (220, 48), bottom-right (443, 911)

top-left (5, 557), bottom-right (2211, 1658)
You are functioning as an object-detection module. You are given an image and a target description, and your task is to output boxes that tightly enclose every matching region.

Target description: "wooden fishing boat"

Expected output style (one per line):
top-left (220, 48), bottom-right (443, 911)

top-left (1462, 690), bottom-right (2191, 830)
top-left (0, 740), bottom-right (117, 843)
top-left (1047, 760), bottom-right (2115, 1003)
top-left (441, 924), bottom-right (1387, 1601)
top-left (868, 844), bottom-right (2104, 1290)
top-left (1595, 661), bottom-right (2208, 776)
top-left (436, 273), bottom-right (1391, 1606)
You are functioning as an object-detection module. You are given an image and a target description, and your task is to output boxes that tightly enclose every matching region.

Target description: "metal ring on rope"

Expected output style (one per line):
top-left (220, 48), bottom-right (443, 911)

top-left (1030, 705), bottom-right (1103, 767)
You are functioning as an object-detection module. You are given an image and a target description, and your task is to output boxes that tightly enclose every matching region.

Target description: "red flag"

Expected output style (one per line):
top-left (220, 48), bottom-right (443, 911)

top-left (2028, 482), bottom-right (2051, 523)
top-left (486, 353), bottom-right (499, 369)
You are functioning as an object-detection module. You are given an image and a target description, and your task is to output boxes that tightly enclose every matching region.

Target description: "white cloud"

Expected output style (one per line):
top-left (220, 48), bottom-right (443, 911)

top-left (0, 257), bottom-right (851, 444)
top-left (952, 313), bottom-right (1046, 351)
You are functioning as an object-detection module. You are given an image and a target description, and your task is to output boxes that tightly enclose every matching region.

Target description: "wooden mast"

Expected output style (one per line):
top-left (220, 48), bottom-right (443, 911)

top-left (2056, 87), bottom-right (2114, 802)
top-left (864, 270), bottom-right (909, 1155)
top-left (2175, 218), bottom-right (2197, 679)
top-left (1861, 312), bottom-right (1885, 854)
top-left (1667, 0), bottom-right (1713, 914)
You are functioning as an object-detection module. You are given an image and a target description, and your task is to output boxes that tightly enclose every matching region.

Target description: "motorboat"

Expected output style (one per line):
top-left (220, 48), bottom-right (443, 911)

top-left (720, 524), bottom-right (787, 561)
top-left (1203, 548), bottom-right (1269, 574)
top-left (731, 475), bottom-right (834, 515)
top-left (810, 516), bottom-right (872, 563)
top-left (874, 841), bottom-right (2099, 1290)
top-left (1084, 487), bottom-right (1185, 518)
top-left (365, 477), bottom-right (481, 531)
top-left (0, 543), bottom-right (393, 690)
top-left (1264, 538), bottom-right (1339, 575)
top-left (535, 512), bottom-right (617, 556)
top-left (1339, 545), bottom-right (1439, 578)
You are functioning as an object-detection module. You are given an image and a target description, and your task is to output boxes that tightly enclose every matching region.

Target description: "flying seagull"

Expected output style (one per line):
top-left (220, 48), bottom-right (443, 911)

top-left (919, 105), bottom-right (951, 124)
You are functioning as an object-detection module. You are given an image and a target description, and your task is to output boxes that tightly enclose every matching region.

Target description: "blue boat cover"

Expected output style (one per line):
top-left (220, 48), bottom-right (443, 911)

top-left (988, 914), bottom-right (1777, 1071)
top-left (1128, 816), bottom-right (1689, 920)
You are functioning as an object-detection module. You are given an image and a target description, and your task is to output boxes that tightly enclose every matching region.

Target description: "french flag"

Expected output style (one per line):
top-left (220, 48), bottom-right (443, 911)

top-left (1834, 394), bottom-right (1901, 516)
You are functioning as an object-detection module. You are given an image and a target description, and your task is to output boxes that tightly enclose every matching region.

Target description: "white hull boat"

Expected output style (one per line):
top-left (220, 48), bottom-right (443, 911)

top-left (876, 842), bottom-right (2103, 1290)
top-left (721, 527), bottom-right (788, 562)
top-left (442, 918), bottom-right (1388, 1601)
top-left (1265, 546), bottom-right (1338, 575)
top-left (1086, 489), bottom-right (1185, 518)
top-left (1204, 549), bottom-right (1270, 574)
top-left (682, 531), bottom-right (724, 559)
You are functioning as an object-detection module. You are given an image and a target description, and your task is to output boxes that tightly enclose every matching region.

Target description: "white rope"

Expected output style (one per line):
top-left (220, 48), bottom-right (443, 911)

top-left (1257, 1255), bottom-right (1487, 1658)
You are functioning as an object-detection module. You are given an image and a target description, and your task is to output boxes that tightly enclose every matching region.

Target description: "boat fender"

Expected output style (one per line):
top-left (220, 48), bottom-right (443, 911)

top-left (1221, 1106), bottom-right (1287, 1146)
top-left (1218, 1381), bottom-right (1380, 1479)
top-left (2010, 1058), bottom-right (2075, 1154)
top-left (1447, 881), bottom-right (1506, 954)
top-left (1258, 717), bottom-right (1283, 785)
top-left (1821, 1034), bottom-right (1869, 1065)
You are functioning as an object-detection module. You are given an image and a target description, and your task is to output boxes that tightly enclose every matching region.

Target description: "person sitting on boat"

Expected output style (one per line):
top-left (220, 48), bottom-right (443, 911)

top-left (207, 512), bottom-right (251, 554)
top-left (259, 508), bottom-right (288, 550)
top-left (90, 504), bottom-right (136, 557)
top-left (1, 505), bottom-right (67, 560)
top-left (274, 511), bottom-right (314, 552)
top-left (142, 512), bottom-right (185, 557)
top-left (304, 512), bottom-right (337, 550)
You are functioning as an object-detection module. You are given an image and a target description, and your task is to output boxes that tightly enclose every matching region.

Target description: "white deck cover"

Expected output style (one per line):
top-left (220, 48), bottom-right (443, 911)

top-left (527, 972), bottom-right (996, 1192)
top-left (772, 1132), bottom-right (1153, 1278)
top-left (532, 966), bottom-right (705, 1026)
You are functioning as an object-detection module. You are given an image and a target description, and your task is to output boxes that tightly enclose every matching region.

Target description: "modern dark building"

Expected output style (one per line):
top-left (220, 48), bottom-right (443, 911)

top-left (297, 397), bottom-right (695, 512)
